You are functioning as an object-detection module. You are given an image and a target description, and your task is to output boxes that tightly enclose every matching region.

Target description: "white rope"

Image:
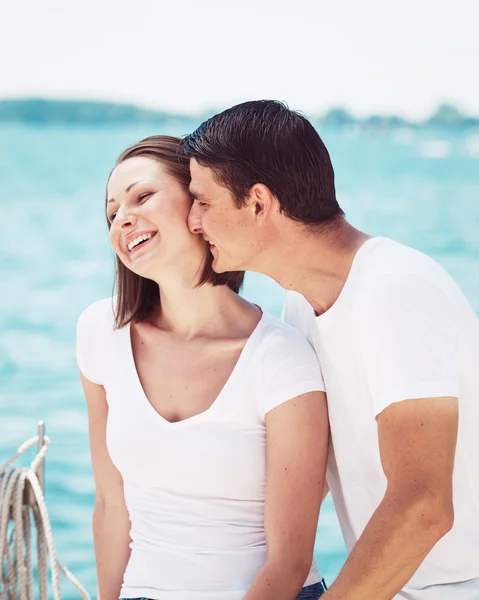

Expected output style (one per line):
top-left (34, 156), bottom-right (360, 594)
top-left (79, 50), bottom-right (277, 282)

top-left (0, 435), bottom-right (90, 600)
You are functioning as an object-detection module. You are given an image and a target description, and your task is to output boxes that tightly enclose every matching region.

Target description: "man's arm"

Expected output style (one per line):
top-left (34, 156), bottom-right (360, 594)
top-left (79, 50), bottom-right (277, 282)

top-left (323, 395), bottom-right (457, 600)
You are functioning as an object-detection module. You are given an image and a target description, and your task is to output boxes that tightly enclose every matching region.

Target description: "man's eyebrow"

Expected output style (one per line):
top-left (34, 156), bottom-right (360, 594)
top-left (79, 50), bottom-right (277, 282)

top-left (189, 186), bottom-right (205, 199)
top-left (108, 181), bottom-right (142, 203)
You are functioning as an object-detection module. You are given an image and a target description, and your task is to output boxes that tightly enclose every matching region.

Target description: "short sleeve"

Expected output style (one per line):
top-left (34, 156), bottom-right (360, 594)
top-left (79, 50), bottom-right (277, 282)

top-left (76, 302), bottom-right (105, 385)
top-left (281, 292), bottom-right (294, 324)
top-left (259, 323), bottom-right (325, 417)
top-left (354, 273), bottom-right (460, 416)
top-left (281, 291), bottom-right (304, 328)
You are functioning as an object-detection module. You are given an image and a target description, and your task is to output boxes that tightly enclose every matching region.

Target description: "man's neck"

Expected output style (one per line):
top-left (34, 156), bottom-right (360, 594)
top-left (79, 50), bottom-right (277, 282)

top-left (259, 220), bottom-right (370, 315)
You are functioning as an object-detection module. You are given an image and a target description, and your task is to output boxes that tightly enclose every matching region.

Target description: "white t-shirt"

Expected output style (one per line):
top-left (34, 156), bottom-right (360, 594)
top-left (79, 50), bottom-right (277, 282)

top-left (77, 299), bottom-right (325, 600)
top-left (282, 237), bottom-right (479, 600)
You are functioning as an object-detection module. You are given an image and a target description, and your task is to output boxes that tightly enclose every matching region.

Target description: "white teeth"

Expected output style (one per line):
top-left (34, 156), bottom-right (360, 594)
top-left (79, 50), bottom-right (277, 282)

top-left (128, 233), bottom-right (153, 251)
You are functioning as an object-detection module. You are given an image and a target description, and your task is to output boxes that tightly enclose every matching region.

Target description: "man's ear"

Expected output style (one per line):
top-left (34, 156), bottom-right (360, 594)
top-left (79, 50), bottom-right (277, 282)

top-left (248, 183), bottom-right (276, 218)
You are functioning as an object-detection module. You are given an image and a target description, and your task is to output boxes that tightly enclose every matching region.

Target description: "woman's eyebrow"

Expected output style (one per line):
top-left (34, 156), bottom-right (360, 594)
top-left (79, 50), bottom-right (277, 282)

top-left (108, 180), bottom-right (145, 203)
top-left (126, 181), bottom-right (141, 193)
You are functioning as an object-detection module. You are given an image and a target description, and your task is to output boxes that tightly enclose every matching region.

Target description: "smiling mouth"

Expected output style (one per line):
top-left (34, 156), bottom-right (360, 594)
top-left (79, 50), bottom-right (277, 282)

top-left (128, 232), bottom-right (157, 253)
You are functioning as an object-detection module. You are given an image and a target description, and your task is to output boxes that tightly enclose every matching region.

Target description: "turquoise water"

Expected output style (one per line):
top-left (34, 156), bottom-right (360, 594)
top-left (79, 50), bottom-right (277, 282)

top-left (1, 122), bottom-right (478, 597)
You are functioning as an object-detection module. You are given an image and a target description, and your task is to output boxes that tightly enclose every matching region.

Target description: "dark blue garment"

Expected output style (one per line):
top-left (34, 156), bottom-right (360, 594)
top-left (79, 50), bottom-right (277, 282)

top-left (122, 577), bottom-right (328, 600)
top-left (296, 578), bottom-right (328, 598)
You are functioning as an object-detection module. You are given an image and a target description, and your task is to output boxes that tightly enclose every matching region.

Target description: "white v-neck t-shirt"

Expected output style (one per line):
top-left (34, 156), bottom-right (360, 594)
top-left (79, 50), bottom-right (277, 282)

top-left (77, 299), bottom-right (325, 600)
top-left (282, 237), bottom-right (479, 599)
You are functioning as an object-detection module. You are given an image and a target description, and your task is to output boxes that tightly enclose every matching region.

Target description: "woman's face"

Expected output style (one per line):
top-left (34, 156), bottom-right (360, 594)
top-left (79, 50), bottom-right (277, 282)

top-left (107, 156), bottom-right (206, 281)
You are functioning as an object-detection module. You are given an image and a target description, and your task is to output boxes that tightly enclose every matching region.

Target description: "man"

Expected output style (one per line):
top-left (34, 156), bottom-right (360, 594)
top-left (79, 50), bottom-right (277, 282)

top-left (182, 100), bottom-right (479, 600)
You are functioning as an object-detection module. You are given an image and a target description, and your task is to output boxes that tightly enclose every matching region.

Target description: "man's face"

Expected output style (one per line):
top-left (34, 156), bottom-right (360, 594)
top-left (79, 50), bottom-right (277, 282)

top-left (188, 159), bottom-right (260, 273)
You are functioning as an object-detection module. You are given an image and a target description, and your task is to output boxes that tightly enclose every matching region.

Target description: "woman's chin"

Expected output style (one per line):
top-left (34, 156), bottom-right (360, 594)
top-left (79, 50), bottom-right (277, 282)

top-left (126, 257), bottom-right (155, 279)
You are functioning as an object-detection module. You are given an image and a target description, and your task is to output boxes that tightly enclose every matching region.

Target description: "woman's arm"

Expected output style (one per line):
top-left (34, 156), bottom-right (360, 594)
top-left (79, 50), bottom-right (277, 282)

top-left (81, 373), bottom-right (132, 600)
top-left (244, 390), bottom-right (329, 600)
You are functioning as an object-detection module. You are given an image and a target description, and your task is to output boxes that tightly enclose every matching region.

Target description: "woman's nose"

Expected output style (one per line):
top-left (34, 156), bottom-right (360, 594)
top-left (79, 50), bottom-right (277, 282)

top-left (188, 204), bottom-right (203, 235)
top-left (115, 207), bottom-right (138, 229)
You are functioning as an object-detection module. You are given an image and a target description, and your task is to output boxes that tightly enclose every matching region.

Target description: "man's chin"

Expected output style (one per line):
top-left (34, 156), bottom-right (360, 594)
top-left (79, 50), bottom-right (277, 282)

top-left (211, 257), bottom-right (234, 274)
top-left (211, 260), bottom-right (226, 274)
top-left (211, 252), bottom-right (243, 274)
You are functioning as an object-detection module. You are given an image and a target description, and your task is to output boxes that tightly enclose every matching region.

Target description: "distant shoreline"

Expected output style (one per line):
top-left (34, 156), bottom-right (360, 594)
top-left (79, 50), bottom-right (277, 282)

top-left (0, 98), bottom-right (478, 130)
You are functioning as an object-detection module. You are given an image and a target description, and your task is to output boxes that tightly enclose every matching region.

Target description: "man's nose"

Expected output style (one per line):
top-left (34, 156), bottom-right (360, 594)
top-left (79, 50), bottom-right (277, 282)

top-left (188, 203), bottom-right (203, 235)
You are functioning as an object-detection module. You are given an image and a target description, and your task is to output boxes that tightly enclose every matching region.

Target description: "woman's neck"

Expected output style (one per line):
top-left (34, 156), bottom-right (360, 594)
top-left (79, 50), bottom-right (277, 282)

top-left (149, 280), bottom-right (259, 340)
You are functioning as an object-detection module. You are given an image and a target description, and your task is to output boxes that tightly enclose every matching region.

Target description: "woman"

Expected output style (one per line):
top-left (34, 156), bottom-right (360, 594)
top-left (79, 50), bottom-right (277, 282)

top-left (76, 135), bottom-right (329, 600)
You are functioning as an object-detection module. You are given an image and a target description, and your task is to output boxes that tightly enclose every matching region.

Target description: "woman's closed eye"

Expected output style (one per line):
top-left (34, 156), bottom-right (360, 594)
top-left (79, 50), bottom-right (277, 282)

top-left (136, 192), bottom-right (153, 204)
top-left (107, 192), bottom-right (153, 222)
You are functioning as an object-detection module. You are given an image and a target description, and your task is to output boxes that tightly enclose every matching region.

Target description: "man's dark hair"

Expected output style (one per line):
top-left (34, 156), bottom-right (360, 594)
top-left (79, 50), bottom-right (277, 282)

top-left (182, 100), bottom-right (344, 225)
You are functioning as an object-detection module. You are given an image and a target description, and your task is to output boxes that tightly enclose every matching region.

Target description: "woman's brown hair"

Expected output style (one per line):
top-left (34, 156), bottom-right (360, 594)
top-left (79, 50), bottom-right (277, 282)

top-left (107, 135), bottom-right (244, 329)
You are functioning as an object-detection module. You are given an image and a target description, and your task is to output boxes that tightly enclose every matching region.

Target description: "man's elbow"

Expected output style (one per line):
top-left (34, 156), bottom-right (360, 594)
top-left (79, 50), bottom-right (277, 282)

top-left (427, 497), bottom-right (454, 540)
top-left (392, 486), bottom-right (455, 543)
top-left (421, 487), bottom-right (454, 539)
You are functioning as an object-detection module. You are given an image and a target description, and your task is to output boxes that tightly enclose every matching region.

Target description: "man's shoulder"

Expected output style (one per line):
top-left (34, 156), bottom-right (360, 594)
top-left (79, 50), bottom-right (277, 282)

top-left (360, 238), bottom-right (442, 277)
top-left (350, 240), bottom-right (471, 334)
top-left (355, 238), bottom-right (459, 301)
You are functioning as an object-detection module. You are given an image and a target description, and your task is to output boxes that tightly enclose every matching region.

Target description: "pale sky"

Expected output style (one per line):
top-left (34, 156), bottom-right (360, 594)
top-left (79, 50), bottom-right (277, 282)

top-left (1, 0), bottom-right (478, 119)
